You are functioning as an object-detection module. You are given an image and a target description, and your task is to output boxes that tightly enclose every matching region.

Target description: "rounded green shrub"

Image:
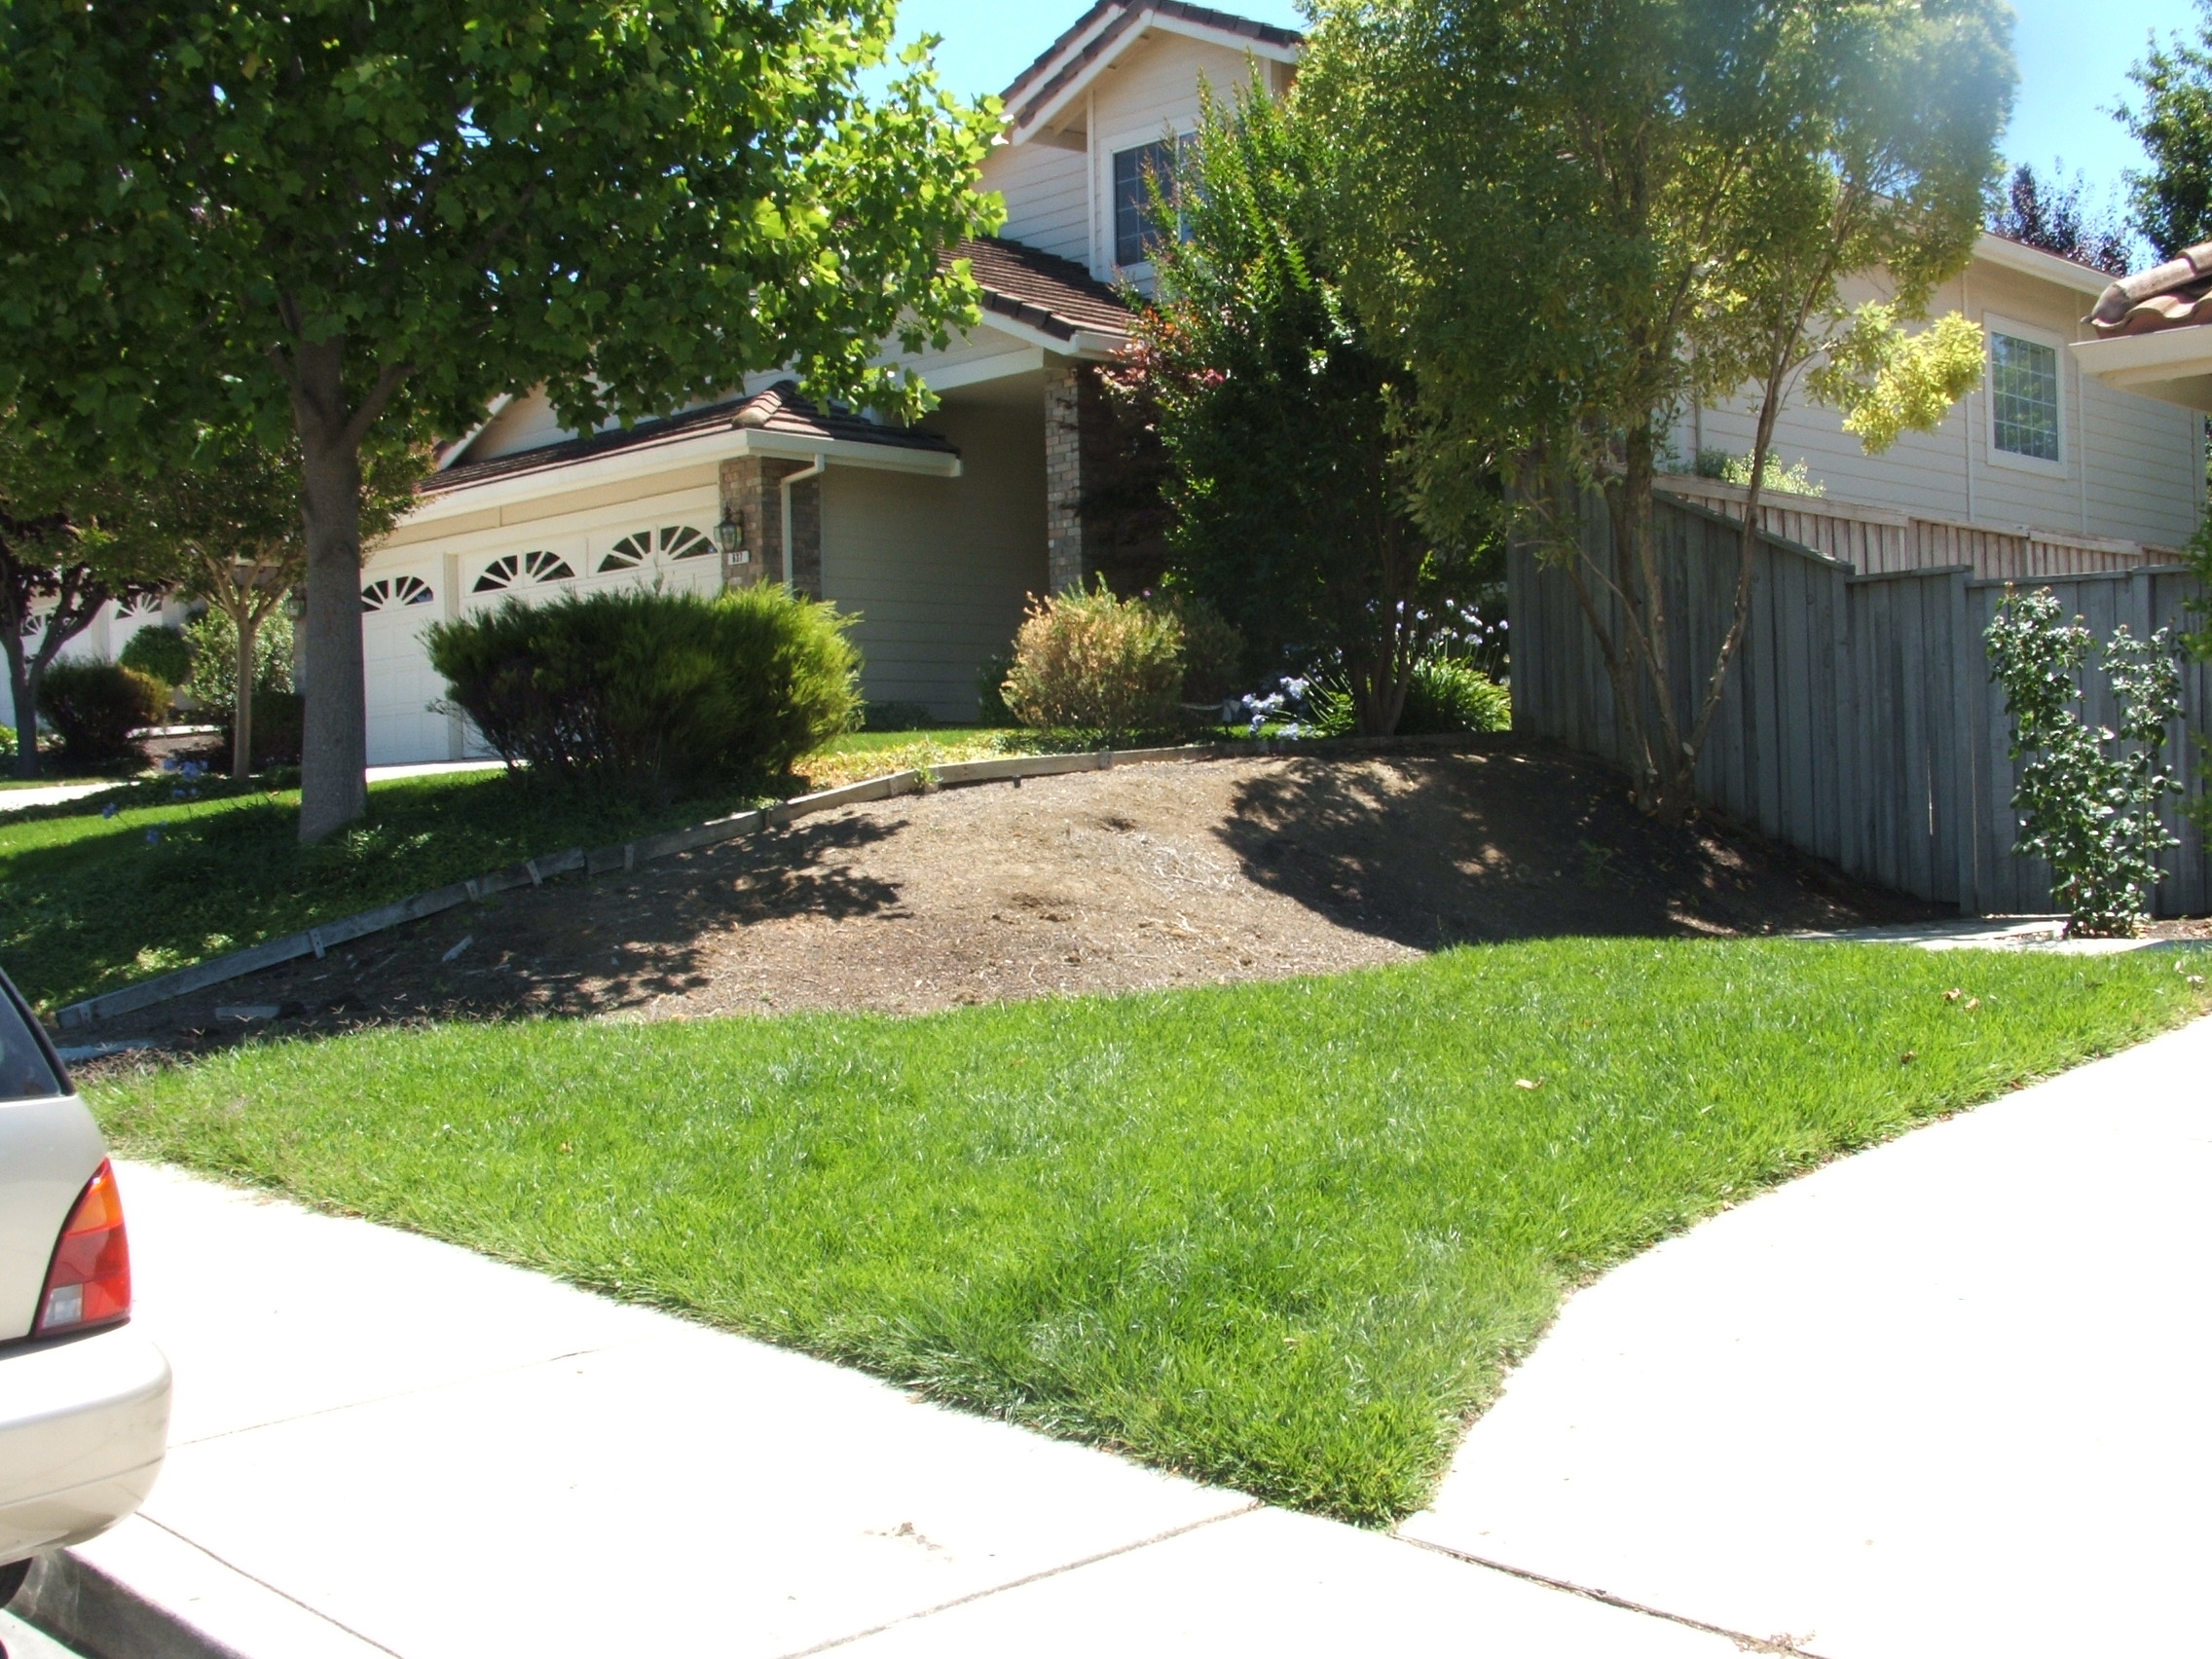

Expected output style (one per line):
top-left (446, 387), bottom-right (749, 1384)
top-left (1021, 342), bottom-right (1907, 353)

top-left (1003, 581), bottom-right (1186, 735)
top-left (40, 661), bottom-right (168, 766)
top-left (424, 586), bottom-right (860, 800)
top-left (119, 625), bottom-right (194, 689)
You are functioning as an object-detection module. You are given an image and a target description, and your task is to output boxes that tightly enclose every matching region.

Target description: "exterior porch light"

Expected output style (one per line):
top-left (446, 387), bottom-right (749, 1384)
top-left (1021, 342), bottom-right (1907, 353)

top-left (716, 508), bottom-right (748, 565)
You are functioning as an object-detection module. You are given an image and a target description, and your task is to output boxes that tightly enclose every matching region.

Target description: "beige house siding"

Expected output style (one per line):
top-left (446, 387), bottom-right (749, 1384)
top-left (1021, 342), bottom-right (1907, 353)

top-left (1694, 257), bottom-right (2204, 551)
top-left (822, 397), bottom-right (1048, 719)
top-left (983, 140), bottom-right (1090, 266)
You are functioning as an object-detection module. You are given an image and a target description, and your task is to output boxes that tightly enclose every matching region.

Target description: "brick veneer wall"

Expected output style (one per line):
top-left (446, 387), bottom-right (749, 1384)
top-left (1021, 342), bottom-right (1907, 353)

top-left (1045, 361), bottom-right (1088, 593)
top-left (719, 456), bottom-right (824, 597)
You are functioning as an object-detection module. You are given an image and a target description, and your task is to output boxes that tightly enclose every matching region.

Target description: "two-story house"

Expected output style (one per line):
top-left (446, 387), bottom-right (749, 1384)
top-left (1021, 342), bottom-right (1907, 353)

top-left (313, 1), bottom-right (2204, 765)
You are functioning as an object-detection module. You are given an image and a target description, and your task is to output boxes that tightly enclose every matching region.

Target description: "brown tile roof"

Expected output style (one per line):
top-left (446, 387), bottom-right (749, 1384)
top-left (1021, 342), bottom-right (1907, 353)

top-left (1004, 3), bottom-right (1302, 129)
top-left (2086, 242), bottom-right (2212, 338)
top-left (952, 236), bottom-right (1132, 344)
top-left (424, 383), bottom-right (956, 495)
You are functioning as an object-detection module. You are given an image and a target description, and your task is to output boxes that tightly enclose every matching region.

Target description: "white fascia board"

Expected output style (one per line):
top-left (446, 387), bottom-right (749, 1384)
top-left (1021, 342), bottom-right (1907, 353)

top-left (1007, 6), bottom-right (1127, 127)
top-left (1147, 14), bottom-right (1300, 64)
top-left (1013, 9), bottom-right (1302, 143)
top-left (2071, 330), bottom-right (2212, 412)
top-left (1973, 233), bottom-right (2118, 298)
top-left (903, 347), bottom-right (1049, 394)
top-left (1010, 10), bottom-right (1156, 145)
top-left (404, 426), bottom-right (959, 526)
top-left (968, 308), bottom-right (1131, 358)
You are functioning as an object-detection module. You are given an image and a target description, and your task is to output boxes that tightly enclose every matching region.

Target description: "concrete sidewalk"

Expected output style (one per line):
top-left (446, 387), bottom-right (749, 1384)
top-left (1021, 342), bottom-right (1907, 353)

top-left (1405, 1014), bottom-right (2212, 1657)
top-left (22, 1165), bottom-right (1735, 1658)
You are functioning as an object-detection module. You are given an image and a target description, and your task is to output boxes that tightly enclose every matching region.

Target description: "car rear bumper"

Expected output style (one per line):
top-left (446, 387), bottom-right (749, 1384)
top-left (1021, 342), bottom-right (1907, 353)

top-left (0, 1324), bottom-right (169, 1564)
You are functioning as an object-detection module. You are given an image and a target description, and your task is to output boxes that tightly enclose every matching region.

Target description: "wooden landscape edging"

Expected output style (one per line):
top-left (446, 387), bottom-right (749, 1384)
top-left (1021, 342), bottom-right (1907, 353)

top-left (53, 731), bottom-right (1490, 1030)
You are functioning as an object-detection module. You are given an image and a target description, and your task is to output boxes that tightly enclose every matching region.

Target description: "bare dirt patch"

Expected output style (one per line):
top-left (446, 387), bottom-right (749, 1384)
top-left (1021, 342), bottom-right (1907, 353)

top-left (89, 741), bottom-right (1941, 1052)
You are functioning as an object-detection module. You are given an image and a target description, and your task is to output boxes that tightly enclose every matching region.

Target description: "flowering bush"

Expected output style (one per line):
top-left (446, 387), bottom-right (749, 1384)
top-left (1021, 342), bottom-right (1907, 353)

top-left (1002, 582), bottom-right (1185, 735)
top-left (1249, 656), bottom-right (1508, 740)
top-left (1985, 586), bottom-right (2183, 938)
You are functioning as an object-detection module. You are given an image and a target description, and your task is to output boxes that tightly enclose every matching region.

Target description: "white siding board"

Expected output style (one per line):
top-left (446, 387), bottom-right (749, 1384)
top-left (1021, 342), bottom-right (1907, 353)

top-left (983, 142), bottom-right (1089, 264)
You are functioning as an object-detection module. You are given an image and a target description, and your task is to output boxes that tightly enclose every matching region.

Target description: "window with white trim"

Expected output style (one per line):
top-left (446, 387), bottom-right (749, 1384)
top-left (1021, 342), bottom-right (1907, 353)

top-left (1990, 331), bottom-right (2061, 464)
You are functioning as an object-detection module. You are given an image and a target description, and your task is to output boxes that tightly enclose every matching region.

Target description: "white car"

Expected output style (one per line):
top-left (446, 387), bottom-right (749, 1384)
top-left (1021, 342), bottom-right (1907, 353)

top-left (0, 970), bottom-right (170, 1621)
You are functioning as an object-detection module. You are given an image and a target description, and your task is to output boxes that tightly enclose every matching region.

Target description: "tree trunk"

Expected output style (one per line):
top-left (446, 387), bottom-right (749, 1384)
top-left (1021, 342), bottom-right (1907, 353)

top-left (3, 647), bottom-right (38, 782)
top-left (287, 337), bottom-right (370, 842)
top-left (233, 612), bottom-right (259, 780)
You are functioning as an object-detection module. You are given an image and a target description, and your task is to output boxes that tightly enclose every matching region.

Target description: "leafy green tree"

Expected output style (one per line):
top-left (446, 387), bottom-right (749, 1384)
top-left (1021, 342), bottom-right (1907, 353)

top-left (1112, 81), bottom-right (1492, 735)
top-left (153, 438), bottom-right (424, 779)
top-left (1988, 162), bottom-right (2132, 274)
top-left (1303, 0), bottom-right (2009, 817)
top-left (0, 0), bottom-right (1000, 838)
top-left (0, 425), bottom-right (177, 780)
top-left (2120, 3), bottom-right (2212, 259)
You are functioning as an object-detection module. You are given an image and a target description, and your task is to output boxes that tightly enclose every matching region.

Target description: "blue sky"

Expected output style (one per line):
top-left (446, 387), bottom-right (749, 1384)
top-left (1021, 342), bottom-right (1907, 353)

top-left (888, 0), bottom-right (2204, 202)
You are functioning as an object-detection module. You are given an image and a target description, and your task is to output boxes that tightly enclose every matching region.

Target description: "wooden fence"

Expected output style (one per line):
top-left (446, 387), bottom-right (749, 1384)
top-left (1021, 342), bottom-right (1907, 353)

top-left (1508, 493), bottom-right (2211, 917)
top-left (1658, 474), bottom-right (2175, 580)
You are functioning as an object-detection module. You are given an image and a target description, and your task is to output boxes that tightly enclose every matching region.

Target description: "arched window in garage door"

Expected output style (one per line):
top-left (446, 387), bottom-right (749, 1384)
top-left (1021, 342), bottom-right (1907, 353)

top-left (596, 525), bottom-right (713, 574)
top-left (471, 550), bottom-right (576, 594)
top-left (361, 575), bottom-right (435, 611)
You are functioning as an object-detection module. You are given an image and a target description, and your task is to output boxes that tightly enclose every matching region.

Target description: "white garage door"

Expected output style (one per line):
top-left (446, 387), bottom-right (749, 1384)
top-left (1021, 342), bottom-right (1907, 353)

top-left (361, 571), bottom-right (450, 765)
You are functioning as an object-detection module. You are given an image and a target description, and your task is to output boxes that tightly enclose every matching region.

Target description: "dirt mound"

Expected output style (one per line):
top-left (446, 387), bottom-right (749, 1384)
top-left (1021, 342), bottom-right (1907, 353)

top-left (92, 741), bottom-right (1941, 1048)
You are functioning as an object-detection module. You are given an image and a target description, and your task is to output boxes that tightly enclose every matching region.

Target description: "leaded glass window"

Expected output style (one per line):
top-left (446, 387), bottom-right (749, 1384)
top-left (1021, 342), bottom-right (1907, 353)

top-left (1991, 333), bottom-right (2060, 463)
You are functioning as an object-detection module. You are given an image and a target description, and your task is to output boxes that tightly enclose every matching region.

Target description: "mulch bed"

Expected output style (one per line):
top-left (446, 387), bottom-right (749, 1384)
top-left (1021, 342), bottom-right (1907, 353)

top-left (79, 740), bottom-right (1944, 1059)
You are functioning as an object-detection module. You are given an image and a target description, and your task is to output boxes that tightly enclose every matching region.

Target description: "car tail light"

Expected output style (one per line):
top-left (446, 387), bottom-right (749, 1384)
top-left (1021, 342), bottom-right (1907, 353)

top-left (33, 1160), bottom-right (131, 1337)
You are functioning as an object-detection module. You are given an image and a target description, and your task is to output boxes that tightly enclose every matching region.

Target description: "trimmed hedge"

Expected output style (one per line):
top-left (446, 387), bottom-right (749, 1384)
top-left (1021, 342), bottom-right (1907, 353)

top-left (119, 625), bottom-right (194, 690)
top-left (40, 662), bottom-right (168, 766)
top-left (425, 586), bottom-right (859, 800)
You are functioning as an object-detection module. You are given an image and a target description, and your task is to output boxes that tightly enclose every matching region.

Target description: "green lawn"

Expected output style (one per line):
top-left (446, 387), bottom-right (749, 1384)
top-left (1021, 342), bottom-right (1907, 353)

top-left (0, 771), bottom-right (773, 1014)
top-left (91, 939), bottom-right (2210, 1523)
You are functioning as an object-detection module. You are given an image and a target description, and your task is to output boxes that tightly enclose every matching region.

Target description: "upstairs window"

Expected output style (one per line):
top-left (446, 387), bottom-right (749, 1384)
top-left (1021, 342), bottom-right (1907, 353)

top-left (1113, 137), bottom-right (1190, 268)
top-left (1990, 332), bottom-right (2061, 464)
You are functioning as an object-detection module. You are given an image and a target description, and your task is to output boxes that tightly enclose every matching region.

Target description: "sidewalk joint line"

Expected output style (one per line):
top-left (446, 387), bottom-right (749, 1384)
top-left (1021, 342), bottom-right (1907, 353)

top-left (136, 1514), bottom-right (410, 1659)
top-left (1393, 1534), bottom-right (1837, 1658)
top-left (778, 1501), bottom-right (1262, 1657)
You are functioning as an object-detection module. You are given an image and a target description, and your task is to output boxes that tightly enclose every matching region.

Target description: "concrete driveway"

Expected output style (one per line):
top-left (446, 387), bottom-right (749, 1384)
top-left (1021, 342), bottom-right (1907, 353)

top-left (1403, 1013), bottom-right (2212, 1657)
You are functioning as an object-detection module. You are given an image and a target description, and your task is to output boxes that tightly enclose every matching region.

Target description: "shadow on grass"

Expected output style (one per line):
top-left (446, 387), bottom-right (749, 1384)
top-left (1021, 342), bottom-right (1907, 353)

top-left (1215, 740), bottom-right (1936, 950)
top-left (0, 769), bottom-right (781, 1015)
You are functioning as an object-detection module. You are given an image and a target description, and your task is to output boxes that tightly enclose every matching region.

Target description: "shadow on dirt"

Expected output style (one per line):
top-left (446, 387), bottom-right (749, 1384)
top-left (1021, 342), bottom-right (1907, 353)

top-left (1216, 742), bottom-right (1933, 950)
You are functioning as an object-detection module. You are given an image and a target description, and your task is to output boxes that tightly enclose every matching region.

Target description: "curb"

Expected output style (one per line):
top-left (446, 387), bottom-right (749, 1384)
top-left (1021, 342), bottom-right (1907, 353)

top-left (53, 732), bottom-right (1496, 1031)
top-left (15, 1548), bottom-right (241, 1659)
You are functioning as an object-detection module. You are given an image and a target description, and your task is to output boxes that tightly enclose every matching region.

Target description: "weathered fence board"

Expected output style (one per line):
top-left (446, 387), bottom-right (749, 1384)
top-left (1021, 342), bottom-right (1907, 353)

top-left (1511, 493), bottom-right (2211, 917)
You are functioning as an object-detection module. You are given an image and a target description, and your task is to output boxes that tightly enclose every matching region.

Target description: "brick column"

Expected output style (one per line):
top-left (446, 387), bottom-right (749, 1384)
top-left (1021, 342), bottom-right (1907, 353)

top-left (719, 456), bottom-right (824, 597)
top-left (1045, 359), bottom-right (1088, 593)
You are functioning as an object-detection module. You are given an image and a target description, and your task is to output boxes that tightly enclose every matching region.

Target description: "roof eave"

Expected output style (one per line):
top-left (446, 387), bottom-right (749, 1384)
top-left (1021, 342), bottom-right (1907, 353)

top-left (1973, 232), bottom-right (2120, 298)
top-left (2072, 329), bottom-right (2212, 413)
top-left (411, 424), bottom-right (961, 521)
